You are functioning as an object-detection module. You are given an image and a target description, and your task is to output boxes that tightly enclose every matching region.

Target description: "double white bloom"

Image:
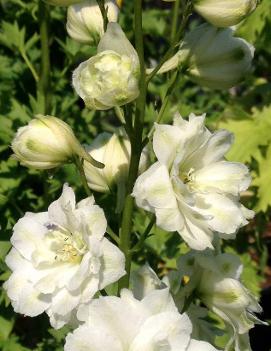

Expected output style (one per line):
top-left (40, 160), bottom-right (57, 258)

top-left (65, 288), bottom-right (219, 351)
top-left (4, 185), bottom-right (125, 329)
top-left (133, 113), bottom-right (253, 250)
top-left (73, 23), bottom-right (139, 110)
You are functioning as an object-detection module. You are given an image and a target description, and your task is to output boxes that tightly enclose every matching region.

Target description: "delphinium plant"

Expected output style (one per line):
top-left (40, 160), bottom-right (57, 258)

top-left (2, 0), bottom-right (268, 350)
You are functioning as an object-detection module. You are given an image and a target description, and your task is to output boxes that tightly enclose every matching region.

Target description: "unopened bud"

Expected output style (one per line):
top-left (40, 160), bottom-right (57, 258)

top-left (12, 115), bottom-right (103, 170)
top-left (194, 0), bottom-right (257, 28)
top-left (83, 129), bottom-right (148, 192)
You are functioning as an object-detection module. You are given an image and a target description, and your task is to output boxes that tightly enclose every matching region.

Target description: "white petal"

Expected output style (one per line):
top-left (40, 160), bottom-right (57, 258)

top-left (64, 325), bottom-right (123, 351)
top-left (75, 204), bottom-right (107, 240)
top-left (48, 184), bottom-right (76, 228)
top-left (50, 288), bottom-right (80, 316)
top-left (82, 294), bottom-right (149, 346)
top-left (155, 207), bottom-right (184, 232)
top-left (185, 130), bottom-right (233, 170)
top-left (141, 288), bottom-right (178, 315)
top-left (68, 252), bottom-right (91, 291)
top-left (187, 339), bottom-right (219, 351)
top-left (11, 215), bottom-right (47, 260)
top-left (153, 124), bottom-right (184, 168)
top-left (130, 312), bottom-right (192, 351)
top-left (195, 193), bottom-right (250, 235)
top-left (4, 275), bottom-right (50, 317)
top-left (177, 204), bottom-right (214, 250)
top-left (99, 238), bottom-right (126, 289)
top-left (133, 162), bottom-right (177, 211)
top-left (192, 161), bottom-right (251, 196)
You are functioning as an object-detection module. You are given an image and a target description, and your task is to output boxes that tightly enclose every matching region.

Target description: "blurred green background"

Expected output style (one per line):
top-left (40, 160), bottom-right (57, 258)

top-left (0, 0), bottom-right (271, 350)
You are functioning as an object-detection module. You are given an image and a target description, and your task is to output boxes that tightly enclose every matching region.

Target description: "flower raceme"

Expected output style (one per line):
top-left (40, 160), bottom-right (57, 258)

top-left (153, 24), bottom-right (254, 90)
top-left (83, 129), bottom-right (148, 193)
top-left (4, 184), bottom-right (125, 329)
top-left (133, 113), bottom-right (254, 250)
top-left (72, 23), bottom-right (140, 110)
top-left (65, 288), bottom-right (220, 351)
top-left (67, 0), bottom-right (119, 44)
top-left (11, 115), bottom-right (103, 170)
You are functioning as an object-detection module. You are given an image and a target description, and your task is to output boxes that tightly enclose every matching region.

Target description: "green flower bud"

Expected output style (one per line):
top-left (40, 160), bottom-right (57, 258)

top-left (12, 115), bottom-right (102, 170)
top-left (67, 0), bottom-right (119, 44)
top-left (194, 0), bottom-right (257, 28)
top-left (72, 23), bottom-right (139, 110)
top-left (83, 129), bottom-right (148, 192)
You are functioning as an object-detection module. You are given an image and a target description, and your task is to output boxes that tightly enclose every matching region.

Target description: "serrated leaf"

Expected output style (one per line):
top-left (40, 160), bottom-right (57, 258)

top-left (254, 143), bottom-right (271, 212)
top-left (237, 0), bottom-right (271, 44)
top-left (219, 106), bottom-right (271, 163)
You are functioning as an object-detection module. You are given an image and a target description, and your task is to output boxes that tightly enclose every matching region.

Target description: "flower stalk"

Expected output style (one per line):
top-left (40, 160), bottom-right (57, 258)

top-left (38, 0), bottom-right (51, 114)
top-left (118, 0), bottom-right (146, 292)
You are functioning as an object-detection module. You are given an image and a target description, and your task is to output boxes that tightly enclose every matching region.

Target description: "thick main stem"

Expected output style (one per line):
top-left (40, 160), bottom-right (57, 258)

top-left (118, 0), bottom-right (146, 292)
top-left (38, 1), bottom-right (51, 115)
top-left (170, 0), bottom-right (181, 44)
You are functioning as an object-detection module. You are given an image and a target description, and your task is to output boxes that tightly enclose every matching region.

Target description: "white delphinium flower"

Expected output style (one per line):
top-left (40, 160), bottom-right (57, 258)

top-left (11, 115), bottom-right (102, 170)
top-left (152, 24), bottom-right (254, 90)
top-left (133, 113), bottom-right (253, 250)
top-left (83, 129), bottom-right (148, 192)
top-left (4, 184), bottom-right (125, 329)
top-left (193, 0), bottom-right (257, 28)
top-left (72, 23), bottom-right (139, 110)
top-left (174, 251), bottom-right (266, 351)
top-left (67, 1), bottom-right (119, 44)
top-left (65, 288), bottom-right (219, 351)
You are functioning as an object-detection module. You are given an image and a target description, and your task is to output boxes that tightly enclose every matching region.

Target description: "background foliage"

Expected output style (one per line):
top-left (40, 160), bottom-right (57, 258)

top-left (0, 0), bottom-right (271, 350)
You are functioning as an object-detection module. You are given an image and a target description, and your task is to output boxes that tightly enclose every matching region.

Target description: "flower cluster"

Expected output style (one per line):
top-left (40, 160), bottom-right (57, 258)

top-left (4, 1), bottom-right (265, 351)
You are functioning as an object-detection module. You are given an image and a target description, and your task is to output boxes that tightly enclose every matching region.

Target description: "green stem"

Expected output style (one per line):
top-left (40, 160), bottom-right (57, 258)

top-left (118, 0), bottom-right (146, 292)
top-left (38, 0), bottom-right (51, 115)
top-left (170, 0), bottom-right (181, 45)
top-left (146, 1), bottom-right (192, 84)
top-left (146, 69), bottom-right (180, 142)
top-left (107, 226), bottom-right (120, 244)
top-left (131, 215), bottom-right (155, 253)
top-left (20, 49), bottom-right (39, 82)
top-left (74, 157), bottom-right (92, 197)
top-left (97, 0), bottom-right (109, 32)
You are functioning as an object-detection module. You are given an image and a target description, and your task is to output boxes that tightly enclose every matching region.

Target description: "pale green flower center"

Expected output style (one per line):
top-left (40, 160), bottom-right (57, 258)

top-left (47, 225), bottom-right (87, 264)
top-left (179, 168), bottom-right (195, 186)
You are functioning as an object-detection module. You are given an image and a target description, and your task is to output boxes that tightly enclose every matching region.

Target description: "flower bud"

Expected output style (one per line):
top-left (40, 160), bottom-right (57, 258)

top-left (183, 24), bottom-right (254, 89)
top-left (67, 1), bottom-right (119, 44)
top-left (156, 24), bottom-right (254, 90)
top-left (194, 0), bottom-right (257, 28)
top-left (72, 23), bottom-right (140, 110)
top-left (83, 129), bottom-right (148, 192)
top-left (12, 115), bottom-right (102, 170)
top-left (44, 0), bottom-right (82, 6)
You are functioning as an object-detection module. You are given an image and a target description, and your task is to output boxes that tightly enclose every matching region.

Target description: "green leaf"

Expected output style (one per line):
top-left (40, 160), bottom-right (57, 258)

top-left (219, 105), bottom-right (271, 163)
top-left (0, 242), bottom-right (11, 261)
top-left (237, 0), bottom-right (271, 44)
top-left (0, 316), bottom-right (14, 340)
top-left (254, 143), bottom-right (271, 212)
